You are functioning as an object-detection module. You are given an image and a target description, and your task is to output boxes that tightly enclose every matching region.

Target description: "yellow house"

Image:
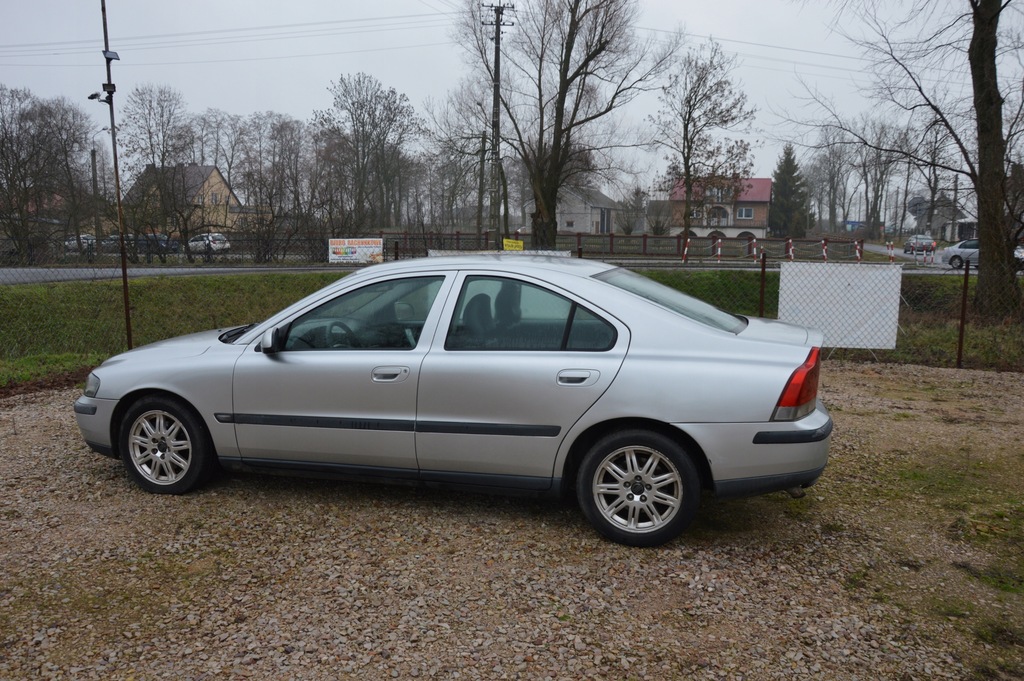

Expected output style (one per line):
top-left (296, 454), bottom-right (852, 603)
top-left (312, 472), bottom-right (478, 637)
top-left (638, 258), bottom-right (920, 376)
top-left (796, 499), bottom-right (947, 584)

top-left (123, 164), bottom-right (241, 237)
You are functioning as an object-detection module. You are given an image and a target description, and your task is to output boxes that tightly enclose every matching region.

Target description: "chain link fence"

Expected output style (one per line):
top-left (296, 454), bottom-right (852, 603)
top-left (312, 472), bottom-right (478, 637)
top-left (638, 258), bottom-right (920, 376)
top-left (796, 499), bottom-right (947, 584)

top-left (2, 237), bottom-right (1022, 378)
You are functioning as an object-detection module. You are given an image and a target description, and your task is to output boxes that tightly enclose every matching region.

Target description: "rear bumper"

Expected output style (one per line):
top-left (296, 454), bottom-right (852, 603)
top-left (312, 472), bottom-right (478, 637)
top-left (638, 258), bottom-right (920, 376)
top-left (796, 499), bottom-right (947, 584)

top-left (713, 462), bottom-right (826, 499)
top-left (674, 400), bottom-right (832, 498)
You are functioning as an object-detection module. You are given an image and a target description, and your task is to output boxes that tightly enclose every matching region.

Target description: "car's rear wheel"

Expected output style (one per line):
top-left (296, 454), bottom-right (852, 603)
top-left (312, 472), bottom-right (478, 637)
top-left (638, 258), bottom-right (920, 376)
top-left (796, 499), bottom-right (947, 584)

top-left (950, 255), bottom-right (963, 269)
top-left (119, 396), bottom-right (214, 494)
top-left (577, 430), bottom-right (700, 547)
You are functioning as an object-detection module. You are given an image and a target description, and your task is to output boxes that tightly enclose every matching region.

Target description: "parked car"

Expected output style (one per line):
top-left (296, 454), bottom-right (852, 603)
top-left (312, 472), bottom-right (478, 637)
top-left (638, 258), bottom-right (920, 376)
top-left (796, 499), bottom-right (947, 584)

top-left (99, 234), bottom-right (124, 253)
top-left (187, 232), bottom-right (230, 253)
top-left (74, 255), bottom-right (832, 547)
top-left (903, 234), bottom-right (936, 253)
top-left (140, 233), bottom-right (178, 255)
top-left (100, 233), bottom-right (178, 255)
top-left (64, 234), bottom-right (97, 253)
top-left (941, 242), bottom-right (1024, 270)
top-left (940, 239), bottom-right (979, 269)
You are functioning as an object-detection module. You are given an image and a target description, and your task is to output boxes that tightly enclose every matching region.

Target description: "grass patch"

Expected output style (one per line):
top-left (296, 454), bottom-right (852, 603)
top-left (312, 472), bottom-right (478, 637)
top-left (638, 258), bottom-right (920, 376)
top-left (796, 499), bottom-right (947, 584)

top-left (929, 596), bottom-right (973, 619)
top-left (956, 561), bottom-right (1024, 594)
top-left (0, 272), bottom-right (340, 388)
top-left (844, 566), bottom-right (871, 590)
top-left (973, 617), bottom-right (1024, 647)
top-left (638, 269), bottom-right (779, 317)
top-left (0, 352), bottom-right (105, 387)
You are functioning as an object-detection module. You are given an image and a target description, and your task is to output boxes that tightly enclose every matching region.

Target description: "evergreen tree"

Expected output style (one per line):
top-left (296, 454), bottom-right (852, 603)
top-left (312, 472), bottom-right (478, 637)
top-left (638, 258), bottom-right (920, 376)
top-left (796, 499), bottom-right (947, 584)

top-left (769, 144), bottom-right (808, 237)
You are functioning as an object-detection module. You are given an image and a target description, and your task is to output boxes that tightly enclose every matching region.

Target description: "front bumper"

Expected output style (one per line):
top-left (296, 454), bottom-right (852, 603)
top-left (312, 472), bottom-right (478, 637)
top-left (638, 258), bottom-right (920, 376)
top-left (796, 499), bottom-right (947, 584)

top-left (74, 396), bottom-right (118, 459)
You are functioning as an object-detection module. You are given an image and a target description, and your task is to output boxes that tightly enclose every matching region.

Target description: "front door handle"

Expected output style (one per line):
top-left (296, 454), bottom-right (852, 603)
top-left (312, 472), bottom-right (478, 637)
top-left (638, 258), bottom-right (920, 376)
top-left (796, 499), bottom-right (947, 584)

top-left (372, 366), bottom-right (411, 383)
top-left (557, 369), bottom-right (599, 386)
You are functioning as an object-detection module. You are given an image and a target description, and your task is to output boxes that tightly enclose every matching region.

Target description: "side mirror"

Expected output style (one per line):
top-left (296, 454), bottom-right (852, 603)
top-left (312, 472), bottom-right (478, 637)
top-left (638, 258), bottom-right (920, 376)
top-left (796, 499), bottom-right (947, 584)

top-left (260, 327), bottom-right (284, 354)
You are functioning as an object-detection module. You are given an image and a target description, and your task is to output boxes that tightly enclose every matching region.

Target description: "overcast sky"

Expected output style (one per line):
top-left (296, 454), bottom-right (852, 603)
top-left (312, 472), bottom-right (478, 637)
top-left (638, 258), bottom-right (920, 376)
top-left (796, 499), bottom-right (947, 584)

top-left (0, 0), bottom-right (938, 182)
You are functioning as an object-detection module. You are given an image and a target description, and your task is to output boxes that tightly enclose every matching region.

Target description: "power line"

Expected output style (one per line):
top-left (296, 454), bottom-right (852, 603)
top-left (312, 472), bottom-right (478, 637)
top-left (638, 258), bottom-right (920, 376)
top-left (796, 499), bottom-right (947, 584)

top-left (0, 41), bottom-right (459, 69)
top-left (0, 12), bottom-right (457, 51)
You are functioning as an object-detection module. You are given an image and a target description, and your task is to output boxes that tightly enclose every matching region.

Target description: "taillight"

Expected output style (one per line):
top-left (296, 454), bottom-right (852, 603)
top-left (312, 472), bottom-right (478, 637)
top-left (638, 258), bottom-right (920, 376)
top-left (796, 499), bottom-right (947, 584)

top-left (772, 347), bottom-right (820, 421)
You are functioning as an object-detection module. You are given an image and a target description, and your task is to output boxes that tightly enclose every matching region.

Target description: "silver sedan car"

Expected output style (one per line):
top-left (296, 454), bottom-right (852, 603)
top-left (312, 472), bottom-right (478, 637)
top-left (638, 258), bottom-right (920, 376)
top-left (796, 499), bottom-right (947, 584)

top-left (940, 239), bottom-right (979, 269)
top-left (74, 255), bottom-right (831, 547)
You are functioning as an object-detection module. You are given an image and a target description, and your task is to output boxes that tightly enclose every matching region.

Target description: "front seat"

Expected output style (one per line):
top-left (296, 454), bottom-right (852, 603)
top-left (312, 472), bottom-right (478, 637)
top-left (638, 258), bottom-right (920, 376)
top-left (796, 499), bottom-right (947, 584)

top-left (494, 283), bottom-right (521, 330)
top-left (462, 293), bottom-right (494, 344)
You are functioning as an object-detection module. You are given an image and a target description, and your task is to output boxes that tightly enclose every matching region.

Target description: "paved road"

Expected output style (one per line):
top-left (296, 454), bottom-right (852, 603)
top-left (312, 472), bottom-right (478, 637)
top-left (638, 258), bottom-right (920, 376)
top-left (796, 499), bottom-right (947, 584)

top-left (0, 266), bottom-right (350, 285)
top-left (0, 249), bottom-right (963, 286)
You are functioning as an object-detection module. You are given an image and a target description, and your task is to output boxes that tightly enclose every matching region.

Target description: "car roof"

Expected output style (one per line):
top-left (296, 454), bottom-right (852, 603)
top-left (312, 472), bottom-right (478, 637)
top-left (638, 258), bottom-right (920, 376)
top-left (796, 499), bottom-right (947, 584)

top-left (351, 254), bottom-right (618, 279)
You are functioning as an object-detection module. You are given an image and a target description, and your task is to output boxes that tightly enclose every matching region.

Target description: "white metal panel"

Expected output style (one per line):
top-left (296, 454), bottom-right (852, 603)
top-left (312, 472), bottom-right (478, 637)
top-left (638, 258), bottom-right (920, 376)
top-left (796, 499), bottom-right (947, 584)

top-left (778, 262), bottom-right (900, 349)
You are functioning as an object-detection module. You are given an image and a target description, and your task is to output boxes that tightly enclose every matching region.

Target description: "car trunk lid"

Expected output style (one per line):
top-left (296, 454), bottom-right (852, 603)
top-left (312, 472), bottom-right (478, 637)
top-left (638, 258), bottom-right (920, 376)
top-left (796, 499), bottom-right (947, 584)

top-left (737, 317), bottom-right (822, 348)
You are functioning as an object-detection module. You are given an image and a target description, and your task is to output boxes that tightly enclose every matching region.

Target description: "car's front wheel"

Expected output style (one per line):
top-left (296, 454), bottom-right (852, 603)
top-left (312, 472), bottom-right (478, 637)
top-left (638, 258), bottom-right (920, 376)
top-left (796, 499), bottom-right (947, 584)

top-left (577, 430), bottom-right (700, 547)
top-left (949, 255), bottom-right (963, 269)
top-left (119, 396), bottom-right (214, 494)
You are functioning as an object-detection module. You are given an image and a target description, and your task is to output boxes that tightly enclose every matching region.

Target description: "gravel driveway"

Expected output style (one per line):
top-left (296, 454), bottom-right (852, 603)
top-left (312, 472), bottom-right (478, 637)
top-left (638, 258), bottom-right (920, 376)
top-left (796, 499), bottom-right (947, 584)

top-left (1, 363), bottom-right (1021, 680)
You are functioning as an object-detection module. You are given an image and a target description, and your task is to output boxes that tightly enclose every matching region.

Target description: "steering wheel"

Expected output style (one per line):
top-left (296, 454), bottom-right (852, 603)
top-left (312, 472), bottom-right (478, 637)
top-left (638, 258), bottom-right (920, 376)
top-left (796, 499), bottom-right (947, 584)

top-left (329, 321), bottom-right (360, 347)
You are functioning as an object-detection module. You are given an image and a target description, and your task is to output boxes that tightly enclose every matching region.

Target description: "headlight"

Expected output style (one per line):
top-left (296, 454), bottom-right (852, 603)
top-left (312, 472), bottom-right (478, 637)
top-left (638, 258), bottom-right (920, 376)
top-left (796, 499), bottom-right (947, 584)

top-left (84, 373), bottom-right (101, 397)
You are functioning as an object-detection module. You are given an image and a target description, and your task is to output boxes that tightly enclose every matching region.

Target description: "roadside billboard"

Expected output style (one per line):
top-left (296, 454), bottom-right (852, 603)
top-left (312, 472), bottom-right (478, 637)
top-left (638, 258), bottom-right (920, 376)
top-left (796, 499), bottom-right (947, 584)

top-left (328, 238), bottom-right (384, 264)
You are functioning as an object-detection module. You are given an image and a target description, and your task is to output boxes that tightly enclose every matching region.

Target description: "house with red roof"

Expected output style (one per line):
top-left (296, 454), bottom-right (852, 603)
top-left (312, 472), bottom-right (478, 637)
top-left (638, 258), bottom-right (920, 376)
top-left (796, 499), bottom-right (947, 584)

top-left (668, 177), bottom-right (771, 239)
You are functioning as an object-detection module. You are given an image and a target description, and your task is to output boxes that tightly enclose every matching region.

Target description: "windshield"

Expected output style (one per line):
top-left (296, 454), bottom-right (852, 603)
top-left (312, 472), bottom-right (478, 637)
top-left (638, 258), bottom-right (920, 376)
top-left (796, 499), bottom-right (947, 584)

top-left (594, 268), bottom-right (747, 334)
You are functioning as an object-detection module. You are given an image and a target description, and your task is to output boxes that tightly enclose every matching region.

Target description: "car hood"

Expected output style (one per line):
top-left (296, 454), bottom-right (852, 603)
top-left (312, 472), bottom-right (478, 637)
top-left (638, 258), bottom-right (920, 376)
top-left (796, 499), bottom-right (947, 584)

top-left (737, 317), bottom-right (821, 347)
top-left (100, 329), bottom-right (224, 366)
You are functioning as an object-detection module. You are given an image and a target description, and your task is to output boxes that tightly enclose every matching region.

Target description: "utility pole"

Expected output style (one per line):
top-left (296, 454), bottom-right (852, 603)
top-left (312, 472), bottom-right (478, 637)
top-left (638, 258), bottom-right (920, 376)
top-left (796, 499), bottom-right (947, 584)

top-left (483, 3), bottom-right (513, 249)
top-left (89, 0), bottom-right (132, 348)
top-left (476, 130), bottom-right (487, 237)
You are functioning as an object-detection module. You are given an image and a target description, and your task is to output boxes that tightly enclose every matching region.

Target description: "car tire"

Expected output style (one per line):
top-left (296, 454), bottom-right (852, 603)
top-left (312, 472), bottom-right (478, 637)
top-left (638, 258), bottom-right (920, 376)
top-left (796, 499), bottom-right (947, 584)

top-left (119, 395), bottom-right (215, 494)
top-left (576, 430), bottom-right (700, 547)
top-left (949, 255), bottom-right (963, 269)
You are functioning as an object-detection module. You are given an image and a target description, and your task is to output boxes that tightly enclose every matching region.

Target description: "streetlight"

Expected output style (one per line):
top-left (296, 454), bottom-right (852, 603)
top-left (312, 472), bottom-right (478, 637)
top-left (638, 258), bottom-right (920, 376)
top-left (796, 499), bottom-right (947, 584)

top-left (88, 0), bottom-right (132, 349)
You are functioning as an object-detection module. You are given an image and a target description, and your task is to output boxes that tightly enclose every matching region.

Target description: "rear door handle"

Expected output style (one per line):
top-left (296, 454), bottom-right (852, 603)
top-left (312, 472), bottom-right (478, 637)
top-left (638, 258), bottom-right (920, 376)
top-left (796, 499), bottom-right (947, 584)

top-left (372, 366), bottom-right (411, 383)
top-left (557, 369), bottom-right (599, 386)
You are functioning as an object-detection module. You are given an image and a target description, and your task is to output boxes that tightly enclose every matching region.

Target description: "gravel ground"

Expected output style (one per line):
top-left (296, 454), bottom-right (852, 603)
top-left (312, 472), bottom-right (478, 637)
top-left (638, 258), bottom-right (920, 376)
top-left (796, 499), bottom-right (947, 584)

top-left (1, 362), bottom-right (1021, 680)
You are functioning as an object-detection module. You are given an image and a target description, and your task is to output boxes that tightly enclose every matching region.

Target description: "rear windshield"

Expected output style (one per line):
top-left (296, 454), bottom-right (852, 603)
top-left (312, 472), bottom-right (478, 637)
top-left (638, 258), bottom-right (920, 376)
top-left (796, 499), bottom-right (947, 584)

top-left (594, 268), bottom-right (747, 334)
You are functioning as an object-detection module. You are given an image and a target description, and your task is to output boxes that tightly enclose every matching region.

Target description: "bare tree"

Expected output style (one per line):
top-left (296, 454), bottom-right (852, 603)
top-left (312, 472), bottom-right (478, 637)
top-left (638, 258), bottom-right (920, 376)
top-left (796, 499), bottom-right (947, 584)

top-left (120, 84), bottom-right (191, 177)
top-left (235, 111), bottom-right (301, 262)
top-left (38, 97), bottom-right (94, 244)
top-left (908, 120), bottom-right (958, 237)
top-left (614, 185), bottom-right (647, 234)
top-left (458, 0), bottom-right (679, 248)
top-left (0, 87), bottom-right (93, 263)
top-left (314, 73), bottom-right (420, 233)
top-left (423, 80), bottom-right (494, 234)
top-left (805, 126), bottom-right (854, 233)
top-left (185, 108), bottom-right (245, 187)
top-left (850, 116), bottom-right (902, 239)
top-left (815, 0), bottom-right (1024, 317)
top-left (653, 39), bottom-right (757, 237)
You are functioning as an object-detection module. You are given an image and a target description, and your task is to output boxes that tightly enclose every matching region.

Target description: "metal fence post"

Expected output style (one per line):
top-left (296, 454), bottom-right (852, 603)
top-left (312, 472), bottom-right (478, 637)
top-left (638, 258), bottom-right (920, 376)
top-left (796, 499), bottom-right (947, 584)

top-left (759, 250), bottom-right (767, 318)
top-left (957, 260), bottom-right (970, 368)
